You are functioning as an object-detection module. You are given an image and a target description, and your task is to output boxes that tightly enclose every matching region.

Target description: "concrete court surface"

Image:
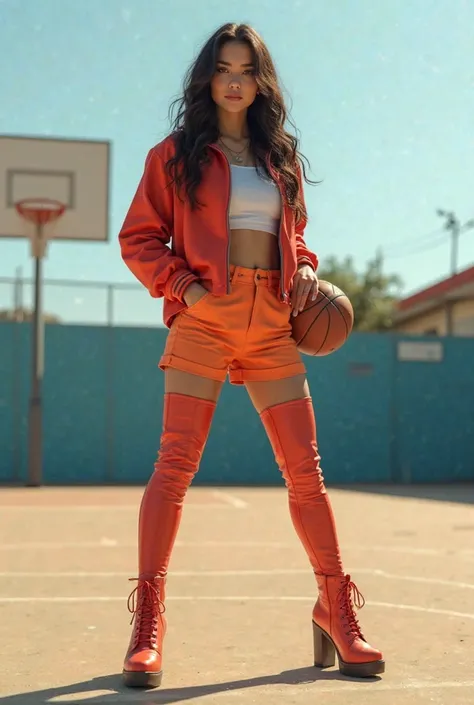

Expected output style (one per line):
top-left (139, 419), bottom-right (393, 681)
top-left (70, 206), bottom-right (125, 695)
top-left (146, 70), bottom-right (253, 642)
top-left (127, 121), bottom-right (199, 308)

top-left (0, 484), bottom-right (473, 705)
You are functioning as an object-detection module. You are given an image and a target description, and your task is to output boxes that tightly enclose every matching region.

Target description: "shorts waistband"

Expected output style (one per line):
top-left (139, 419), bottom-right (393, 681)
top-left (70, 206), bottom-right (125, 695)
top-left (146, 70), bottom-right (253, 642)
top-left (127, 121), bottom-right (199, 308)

top-left (229, 265), bottom-right (281, 287)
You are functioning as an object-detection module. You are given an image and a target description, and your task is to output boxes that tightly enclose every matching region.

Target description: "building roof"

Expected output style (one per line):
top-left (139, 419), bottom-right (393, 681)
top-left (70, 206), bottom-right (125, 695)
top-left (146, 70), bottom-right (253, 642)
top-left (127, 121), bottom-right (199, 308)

top-left (395, 265), bottom-right (474, 322)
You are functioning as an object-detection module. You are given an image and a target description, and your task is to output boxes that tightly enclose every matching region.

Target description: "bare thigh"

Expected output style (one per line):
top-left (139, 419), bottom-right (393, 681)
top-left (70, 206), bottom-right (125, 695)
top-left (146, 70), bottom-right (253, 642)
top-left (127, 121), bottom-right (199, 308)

top-left (245, 374), bottom-right (310, 414)
top-left (165, 368), bottom-right (224, 403)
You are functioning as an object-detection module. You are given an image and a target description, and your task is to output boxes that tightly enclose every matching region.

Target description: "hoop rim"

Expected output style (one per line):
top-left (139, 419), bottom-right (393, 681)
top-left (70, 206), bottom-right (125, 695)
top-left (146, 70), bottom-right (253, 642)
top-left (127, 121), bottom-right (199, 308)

top-left (15, 197), bottom-right (66, 225)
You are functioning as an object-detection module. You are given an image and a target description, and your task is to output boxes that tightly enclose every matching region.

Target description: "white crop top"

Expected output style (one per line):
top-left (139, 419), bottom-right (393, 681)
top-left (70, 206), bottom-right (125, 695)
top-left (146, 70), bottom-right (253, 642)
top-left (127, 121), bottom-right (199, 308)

top-left (228, 165), bottom-right (281, 235)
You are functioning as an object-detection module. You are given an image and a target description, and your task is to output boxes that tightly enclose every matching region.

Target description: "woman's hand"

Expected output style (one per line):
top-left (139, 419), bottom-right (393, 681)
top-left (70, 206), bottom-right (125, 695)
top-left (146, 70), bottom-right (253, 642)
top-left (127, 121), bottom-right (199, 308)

top-left (183, 282), bottom-right (208, 307)
top-left (291, 265), bottom-right (319, 316)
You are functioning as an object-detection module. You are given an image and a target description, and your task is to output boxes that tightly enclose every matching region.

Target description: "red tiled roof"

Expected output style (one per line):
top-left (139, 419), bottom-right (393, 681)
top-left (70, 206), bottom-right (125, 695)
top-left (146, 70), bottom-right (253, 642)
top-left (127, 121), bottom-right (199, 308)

top-left (397, 265), bottom-right (474, 312)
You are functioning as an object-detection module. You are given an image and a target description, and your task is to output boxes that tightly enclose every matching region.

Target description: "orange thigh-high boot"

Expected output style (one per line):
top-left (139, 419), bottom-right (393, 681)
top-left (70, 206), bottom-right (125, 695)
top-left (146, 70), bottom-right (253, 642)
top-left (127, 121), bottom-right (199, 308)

top-left (122, 392), bottom-right (216, 688)
top-left (260, 396), bottom-right (384, 678)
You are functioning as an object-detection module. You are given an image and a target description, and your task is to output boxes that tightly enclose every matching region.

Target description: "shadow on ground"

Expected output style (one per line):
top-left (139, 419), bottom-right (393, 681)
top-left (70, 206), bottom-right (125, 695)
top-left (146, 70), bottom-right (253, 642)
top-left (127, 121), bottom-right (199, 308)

top-left (1, 667), bottom-right (382, 704)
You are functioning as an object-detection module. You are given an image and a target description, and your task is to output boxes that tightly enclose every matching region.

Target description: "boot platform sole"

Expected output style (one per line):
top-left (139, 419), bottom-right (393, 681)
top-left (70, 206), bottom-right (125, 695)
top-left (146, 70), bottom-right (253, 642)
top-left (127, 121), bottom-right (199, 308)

top-left (122, 669), bottom-right (163, 688)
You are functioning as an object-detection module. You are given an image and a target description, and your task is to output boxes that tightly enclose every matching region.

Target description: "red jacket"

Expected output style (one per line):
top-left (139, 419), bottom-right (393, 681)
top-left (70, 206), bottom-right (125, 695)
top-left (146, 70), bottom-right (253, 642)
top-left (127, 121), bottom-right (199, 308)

top-left (118, 133), bottom-right (319, 328)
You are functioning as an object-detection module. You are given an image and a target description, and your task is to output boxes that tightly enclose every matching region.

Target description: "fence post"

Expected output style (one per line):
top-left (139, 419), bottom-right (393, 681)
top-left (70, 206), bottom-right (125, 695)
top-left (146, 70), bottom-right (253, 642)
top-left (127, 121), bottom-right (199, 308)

top-left (12, 269), bottom-right (23, 481)
top-left (105, 285), bottom-right (115, 482)
top-left (14, 267), bottom-right (24, 321)
top-left (107, 284), bottom-right (114, 326)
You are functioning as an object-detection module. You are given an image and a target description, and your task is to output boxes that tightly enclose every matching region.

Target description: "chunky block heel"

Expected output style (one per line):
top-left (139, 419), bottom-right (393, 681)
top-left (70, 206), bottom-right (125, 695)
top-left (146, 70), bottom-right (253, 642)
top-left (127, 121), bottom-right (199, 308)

top-left (313, 620), bottom-right (385, 677)
top-left (313, 621), bottom-right (336, 668)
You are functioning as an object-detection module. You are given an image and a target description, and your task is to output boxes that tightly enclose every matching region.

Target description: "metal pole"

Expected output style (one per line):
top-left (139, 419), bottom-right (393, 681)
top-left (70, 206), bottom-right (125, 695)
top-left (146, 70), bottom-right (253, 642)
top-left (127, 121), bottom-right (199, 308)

top-left (447, 218), bottom-right (457, 335)
top-left (27, 223), bottom-right (45, 487)
top-left (12, 268), bottom-right (23, 482)
top-left (450, 221), bottom-right (459, 277)
top-left (107, 284), bottom-right (114, 326)
top-left (105, 284), bottom-right (114, 482)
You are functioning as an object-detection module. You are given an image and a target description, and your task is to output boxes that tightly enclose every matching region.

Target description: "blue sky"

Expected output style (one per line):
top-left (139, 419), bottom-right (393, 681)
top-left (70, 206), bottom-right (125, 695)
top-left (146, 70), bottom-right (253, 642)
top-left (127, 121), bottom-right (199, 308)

top-left (0, 0), bottom-right (473, 325)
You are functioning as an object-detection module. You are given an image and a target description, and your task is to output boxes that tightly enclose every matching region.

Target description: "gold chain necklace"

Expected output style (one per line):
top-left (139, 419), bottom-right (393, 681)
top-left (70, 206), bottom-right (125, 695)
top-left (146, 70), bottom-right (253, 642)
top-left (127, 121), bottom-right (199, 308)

top-left (218, 136), bottom-right (249, 164)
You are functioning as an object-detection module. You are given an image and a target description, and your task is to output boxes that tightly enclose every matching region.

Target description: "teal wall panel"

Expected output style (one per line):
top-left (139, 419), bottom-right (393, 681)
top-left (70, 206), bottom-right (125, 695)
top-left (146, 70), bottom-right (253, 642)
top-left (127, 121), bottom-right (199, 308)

top-left (0, 323), bottom-right (473, 485)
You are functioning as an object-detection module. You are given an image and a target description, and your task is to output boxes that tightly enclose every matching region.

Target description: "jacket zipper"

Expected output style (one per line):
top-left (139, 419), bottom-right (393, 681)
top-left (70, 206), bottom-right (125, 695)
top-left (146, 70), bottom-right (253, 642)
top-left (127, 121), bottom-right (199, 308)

top-left (211, 144), bottom-right (232, 294)
top-left (266, 155), bottom-right (285, 302)
top-left (226, 161), bottom-right (231, 294)
top-left (277, 213), bottom-right (284, 302)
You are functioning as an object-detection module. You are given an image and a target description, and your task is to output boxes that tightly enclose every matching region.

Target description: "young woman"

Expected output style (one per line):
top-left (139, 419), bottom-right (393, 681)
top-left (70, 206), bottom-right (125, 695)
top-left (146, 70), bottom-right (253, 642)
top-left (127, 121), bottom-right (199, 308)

top-left (118, 22), bottom-right (384, 688)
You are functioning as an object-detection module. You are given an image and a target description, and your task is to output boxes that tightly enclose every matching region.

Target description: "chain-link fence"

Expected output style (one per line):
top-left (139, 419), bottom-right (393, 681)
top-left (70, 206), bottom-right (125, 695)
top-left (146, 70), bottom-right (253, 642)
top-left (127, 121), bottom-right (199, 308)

top-left (0, 273), bottom-right (165, 327)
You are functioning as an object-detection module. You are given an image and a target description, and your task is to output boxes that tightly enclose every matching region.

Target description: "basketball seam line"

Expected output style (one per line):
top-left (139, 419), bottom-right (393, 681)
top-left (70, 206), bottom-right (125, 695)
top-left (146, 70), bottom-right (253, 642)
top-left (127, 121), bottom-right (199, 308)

top-left (296, 290), bottom-right (351, 353)
top-left (297, 298), bottom-right (336, 351)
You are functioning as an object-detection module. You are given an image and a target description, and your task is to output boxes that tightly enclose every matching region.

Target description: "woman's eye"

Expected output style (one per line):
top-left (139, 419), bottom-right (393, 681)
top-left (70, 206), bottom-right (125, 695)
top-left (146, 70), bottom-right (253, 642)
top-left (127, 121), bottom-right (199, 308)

top-left (216, 67), bottom-right (254, 75)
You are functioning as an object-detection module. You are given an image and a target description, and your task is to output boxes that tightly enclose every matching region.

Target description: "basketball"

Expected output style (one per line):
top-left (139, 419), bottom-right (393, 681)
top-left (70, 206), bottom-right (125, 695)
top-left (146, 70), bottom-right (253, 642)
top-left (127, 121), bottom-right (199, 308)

top-left (291, 280), bottom-right (354, 356)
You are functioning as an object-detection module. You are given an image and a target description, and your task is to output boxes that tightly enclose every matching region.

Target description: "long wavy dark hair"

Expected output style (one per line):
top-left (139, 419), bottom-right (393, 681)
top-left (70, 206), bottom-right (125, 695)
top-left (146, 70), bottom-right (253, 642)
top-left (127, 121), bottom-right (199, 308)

top-left (165, 22), bottom-right (320, 223)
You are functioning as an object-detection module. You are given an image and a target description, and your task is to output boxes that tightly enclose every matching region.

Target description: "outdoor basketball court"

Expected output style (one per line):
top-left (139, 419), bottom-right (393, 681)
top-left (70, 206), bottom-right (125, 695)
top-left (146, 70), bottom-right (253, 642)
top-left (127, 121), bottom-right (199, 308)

top-left (0, 133), bottom-right (110, 487)
top-left (1, 134), bottom-right (473, 704)
top-left (1, 484), bottom-right (473, 704)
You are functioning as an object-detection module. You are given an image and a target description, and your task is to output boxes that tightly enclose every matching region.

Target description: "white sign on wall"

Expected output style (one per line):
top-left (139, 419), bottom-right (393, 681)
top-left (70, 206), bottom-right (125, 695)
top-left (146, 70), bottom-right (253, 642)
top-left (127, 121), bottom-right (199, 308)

top-left (397, 340), bottom-right (444, 362)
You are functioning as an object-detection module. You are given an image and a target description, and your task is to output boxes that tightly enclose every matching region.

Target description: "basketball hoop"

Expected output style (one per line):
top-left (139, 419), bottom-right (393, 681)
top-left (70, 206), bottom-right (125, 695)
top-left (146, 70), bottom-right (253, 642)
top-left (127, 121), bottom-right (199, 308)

top-left (2, 135), bottom-right (110, 487)
top-left (15, 198), bottom-right (66, 258)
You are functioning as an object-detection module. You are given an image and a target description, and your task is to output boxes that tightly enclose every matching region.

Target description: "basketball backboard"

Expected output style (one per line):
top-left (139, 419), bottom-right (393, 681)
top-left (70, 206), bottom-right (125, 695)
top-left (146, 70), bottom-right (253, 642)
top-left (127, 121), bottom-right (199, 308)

top-left (0, 134), bottom-right (110, 244)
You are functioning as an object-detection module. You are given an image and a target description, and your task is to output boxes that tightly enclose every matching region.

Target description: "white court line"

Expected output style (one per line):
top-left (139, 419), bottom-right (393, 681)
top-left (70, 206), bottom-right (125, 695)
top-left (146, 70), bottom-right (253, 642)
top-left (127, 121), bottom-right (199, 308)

top-left (360, 568), bottom-right (474, 590)
top-left (0, 540), bottom-right (121, 551)
top-left (0, 569), bottom-right (311, 577)
top-left (212, 490), bottom-right (249, 508)
top-left (269, 681), bottom-right (474, 694)
top-left (2, 494), bottom-right (248, 511)
top-left (0, 567), bottom-right (473, 591)
top-left (0, 539), bottom-right (294, 550)
top-left (345, 544), bottom-right (454, 556)
top-left (268, 681), bottom-right (474, 694)
top-left (0, 539), bottom-right (473, 558)
top-left (0, 503), bottom-right (231, 511)
top-left (1, 595), bottom-right (473, 620)
top-left (369, 601), bottom-right (474, 620)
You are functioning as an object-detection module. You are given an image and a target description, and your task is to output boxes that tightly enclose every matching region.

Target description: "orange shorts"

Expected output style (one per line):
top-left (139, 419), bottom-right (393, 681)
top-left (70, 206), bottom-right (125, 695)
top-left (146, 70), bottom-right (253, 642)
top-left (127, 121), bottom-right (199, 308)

top-left (159, 265), bottom-right (306, 385)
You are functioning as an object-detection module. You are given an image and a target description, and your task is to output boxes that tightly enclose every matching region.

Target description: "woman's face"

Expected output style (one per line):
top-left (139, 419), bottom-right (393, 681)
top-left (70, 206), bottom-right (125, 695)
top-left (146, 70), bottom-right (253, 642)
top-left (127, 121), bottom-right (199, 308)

top-left (210, 40), bottom-right (258, 114)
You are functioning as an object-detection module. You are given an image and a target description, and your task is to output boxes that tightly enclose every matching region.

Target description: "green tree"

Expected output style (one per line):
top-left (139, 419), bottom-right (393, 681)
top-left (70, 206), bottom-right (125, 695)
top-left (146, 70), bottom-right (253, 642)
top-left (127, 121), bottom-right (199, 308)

top-left (317, 250), bottom-right (402, 331)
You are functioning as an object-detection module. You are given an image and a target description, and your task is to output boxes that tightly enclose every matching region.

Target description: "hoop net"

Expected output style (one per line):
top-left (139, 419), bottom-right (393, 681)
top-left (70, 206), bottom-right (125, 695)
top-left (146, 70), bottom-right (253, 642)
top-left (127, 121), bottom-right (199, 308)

top-left (15, 198), bottom-right (66, 258)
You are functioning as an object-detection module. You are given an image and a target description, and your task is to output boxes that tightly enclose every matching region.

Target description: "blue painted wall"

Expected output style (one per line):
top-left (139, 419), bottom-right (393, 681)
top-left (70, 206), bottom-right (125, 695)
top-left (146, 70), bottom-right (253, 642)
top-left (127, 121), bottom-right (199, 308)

top-left (0, 322), bottom-right (473, 485)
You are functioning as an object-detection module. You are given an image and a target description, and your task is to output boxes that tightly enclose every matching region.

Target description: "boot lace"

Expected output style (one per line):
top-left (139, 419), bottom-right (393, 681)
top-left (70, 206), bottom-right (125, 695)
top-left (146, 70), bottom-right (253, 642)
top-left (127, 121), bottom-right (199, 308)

top-left (127, 578), bottom-right (165, 649)
top-left (337, 575), bottom-right (365, 644)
